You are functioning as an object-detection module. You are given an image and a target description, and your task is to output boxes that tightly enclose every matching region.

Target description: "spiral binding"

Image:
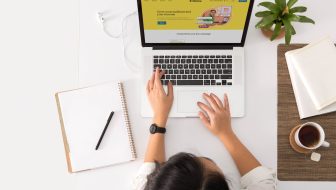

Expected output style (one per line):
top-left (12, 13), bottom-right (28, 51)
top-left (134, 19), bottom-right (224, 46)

top-left (118, 83), bottom-right (137, 159)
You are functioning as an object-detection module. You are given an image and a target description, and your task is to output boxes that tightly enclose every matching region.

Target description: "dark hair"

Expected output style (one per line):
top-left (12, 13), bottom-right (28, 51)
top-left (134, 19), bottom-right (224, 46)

top-left (144, 153), bottom-right (230, 190)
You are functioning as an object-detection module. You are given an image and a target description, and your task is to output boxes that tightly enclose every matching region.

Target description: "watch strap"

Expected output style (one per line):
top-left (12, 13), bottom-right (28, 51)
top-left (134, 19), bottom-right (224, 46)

top-left (156, 126), bottom-right (166, 133)
top-left (150, 123), bottom-right (166, 134)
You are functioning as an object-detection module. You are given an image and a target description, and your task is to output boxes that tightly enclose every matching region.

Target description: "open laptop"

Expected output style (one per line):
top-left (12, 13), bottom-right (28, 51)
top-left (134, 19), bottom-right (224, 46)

top-left (138, 0), bottom-right (254, 117)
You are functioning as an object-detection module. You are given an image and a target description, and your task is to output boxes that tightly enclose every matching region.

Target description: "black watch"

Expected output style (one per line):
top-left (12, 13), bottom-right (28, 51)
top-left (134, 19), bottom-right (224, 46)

top-left (150, 123), bottom-right (166, 134)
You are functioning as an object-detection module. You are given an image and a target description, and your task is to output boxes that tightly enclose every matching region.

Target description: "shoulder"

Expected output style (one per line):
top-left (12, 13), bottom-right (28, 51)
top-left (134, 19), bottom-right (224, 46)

top-left (240, 166), bottom-right (276, 190)
top-left (132, 162), bottom-right (156, 190)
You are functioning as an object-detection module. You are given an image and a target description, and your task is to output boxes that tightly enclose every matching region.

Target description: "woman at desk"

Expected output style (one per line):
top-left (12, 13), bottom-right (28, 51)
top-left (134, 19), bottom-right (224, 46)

top-left (133, 68), bottom-right (276, 190)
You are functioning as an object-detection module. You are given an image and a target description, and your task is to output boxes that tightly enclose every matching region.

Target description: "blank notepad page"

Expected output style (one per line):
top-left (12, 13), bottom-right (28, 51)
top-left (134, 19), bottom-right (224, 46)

top-left (291, 37), bottom-right (336, 110)
top-left (58, 83), bottom-right (134, 172)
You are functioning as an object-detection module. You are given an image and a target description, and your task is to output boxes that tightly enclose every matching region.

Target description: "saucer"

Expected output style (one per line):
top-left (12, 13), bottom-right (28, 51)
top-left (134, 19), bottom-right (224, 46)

top-left (289, 125), bottom-right (312, 154)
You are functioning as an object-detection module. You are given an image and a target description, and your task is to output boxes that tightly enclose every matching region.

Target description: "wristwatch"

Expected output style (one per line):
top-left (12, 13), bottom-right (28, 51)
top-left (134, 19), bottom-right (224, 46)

top-left (149, 123), bottom-right (166, 134)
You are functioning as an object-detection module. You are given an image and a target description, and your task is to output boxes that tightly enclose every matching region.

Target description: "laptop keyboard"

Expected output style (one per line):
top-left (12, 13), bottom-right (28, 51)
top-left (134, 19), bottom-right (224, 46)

top-left (153, 55), bottom-right (233, 86)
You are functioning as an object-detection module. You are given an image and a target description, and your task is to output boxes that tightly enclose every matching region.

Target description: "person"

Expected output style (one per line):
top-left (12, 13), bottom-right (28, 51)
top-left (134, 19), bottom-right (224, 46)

top-left (208, 9), bottom-right (217, 19)
top-left (206, 9), bottom-right (217, 25)
top-left (133, 68), bottom-right (276, 190)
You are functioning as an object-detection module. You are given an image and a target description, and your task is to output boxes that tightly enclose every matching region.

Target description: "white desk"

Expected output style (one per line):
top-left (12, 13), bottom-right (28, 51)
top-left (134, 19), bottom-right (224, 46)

top-left (0, 0), bottom-right (335, 189)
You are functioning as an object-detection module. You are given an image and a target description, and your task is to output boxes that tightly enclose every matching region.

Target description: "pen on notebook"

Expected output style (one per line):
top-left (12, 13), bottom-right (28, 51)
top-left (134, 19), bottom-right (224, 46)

top-left (95, 111), bottom-right (114, 150)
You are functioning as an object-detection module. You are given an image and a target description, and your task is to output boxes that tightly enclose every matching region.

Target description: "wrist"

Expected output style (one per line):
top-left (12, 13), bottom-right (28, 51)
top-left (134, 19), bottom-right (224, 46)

top-left (218, 129), bottom-right (235, 141)
top-left (153, 115), bottom-right (168, 127)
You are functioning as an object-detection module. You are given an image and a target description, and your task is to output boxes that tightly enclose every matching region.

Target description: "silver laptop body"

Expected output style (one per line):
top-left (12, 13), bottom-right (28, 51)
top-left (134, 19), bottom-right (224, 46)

top-left (137, 0), bottom-right (254, 117)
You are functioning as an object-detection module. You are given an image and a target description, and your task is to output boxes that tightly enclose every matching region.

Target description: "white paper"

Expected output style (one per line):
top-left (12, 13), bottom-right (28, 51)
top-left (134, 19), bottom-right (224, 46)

top-left (290, 37), bottom-right (336, 110)
top-left (286, 50), bottom-right (336, 119)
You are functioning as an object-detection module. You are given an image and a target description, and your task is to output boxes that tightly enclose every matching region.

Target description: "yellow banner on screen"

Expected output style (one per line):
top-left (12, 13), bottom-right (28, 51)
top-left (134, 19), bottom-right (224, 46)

top-left (141, 0), bottom-right (250, 30)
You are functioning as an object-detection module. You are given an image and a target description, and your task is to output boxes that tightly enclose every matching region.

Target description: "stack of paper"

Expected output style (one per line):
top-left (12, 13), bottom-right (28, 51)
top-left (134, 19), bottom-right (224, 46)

top-left (285, 37), bottom-right (336, 119)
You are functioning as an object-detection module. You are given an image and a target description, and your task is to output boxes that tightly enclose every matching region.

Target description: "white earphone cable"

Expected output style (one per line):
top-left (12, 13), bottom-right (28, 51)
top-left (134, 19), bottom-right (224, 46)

top-left (99, 11), bottom-right (140, 74)
top-left (120, 12), bottom-right (141, 74)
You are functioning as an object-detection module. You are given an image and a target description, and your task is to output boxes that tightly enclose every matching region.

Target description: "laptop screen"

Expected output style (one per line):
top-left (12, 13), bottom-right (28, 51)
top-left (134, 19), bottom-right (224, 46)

top-left (139, 0), bottom-right (252, 44)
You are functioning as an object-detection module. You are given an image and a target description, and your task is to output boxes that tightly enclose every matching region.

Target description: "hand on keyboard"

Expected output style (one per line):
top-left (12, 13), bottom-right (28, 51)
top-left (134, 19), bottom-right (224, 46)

top-left (146, 67), bottom-right (174, 127)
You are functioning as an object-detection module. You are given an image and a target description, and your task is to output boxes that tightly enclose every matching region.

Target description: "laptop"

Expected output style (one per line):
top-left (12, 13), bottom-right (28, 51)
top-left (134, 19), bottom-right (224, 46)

top-left (137, 0), bottom-right (254, 117)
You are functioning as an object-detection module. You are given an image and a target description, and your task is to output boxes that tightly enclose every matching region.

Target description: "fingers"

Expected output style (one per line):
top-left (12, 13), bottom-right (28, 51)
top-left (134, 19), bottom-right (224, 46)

top-left (148, 67), bottom-right (171, 97)
top-left (197, 101), bottom-right (214, 116)
top-left (154, 67), bottom-right (165, 91)
top-left (149, 72), bottom-right (155, 90)
top-left (154, 67), bottom-right (165, 82)
top-left (210, 93), bottom-right (223, 108)
top-left (203, 93), bottom-right (220, 111)
top-left (146, 80), bottom-right (150, 94)
top-left (154, 67), bottom-right (161, 86)
top-left (224, 93), bottom-right (231, 114)
top-left (199, 111), bottom-right (210, 128)
top-left (167, 81), bottom-right (174, 98)
top-left (160, 70), bottom-right (165, 78)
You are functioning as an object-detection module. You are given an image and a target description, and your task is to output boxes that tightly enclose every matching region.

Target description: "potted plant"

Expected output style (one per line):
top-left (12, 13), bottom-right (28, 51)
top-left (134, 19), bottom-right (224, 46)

top-left (255, 0), bottom-right (315, 44)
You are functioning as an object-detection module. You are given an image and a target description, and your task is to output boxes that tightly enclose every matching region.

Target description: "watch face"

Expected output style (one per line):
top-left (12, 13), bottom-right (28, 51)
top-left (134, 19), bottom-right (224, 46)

top-left (150, 125), bottom-right (157, 134)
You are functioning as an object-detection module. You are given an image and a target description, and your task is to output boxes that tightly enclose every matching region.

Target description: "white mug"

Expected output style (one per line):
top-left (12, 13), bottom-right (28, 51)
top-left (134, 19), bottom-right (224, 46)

top-left (294, 122), bottom-right (330, 150)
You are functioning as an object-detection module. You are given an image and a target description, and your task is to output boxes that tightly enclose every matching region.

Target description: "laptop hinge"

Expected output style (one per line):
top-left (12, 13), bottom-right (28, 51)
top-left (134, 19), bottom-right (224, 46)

top-left (152, 45), bottom-right (234, 50)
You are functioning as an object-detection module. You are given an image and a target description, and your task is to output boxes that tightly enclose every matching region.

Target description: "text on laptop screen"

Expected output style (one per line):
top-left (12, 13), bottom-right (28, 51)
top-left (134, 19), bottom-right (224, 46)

top-left (141, 0), bottom-right (251, 44)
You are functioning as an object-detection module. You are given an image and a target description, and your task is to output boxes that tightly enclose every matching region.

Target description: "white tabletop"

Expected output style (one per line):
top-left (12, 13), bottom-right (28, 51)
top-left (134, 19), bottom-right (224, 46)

top-left (0, 0), bottom-right (335, 189)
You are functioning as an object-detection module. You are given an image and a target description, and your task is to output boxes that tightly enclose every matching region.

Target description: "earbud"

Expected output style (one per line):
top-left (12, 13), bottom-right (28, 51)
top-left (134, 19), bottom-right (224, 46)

top-left (97, 12), bottom-right (105, 24)
top-left (97, 10), bottom-right (120, 24)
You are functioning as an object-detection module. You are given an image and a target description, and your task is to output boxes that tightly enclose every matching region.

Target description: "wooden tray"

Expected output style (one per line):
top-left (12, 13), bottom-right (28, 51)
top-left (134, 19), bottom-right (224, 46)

top-left (277, 44), bottom-right (336, 181)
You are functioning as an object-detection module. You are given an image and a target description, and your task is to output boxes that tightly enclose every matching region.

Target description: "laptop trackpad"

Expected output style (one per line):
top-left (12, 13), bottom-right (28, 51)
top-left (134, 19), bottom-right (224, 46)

top-left (177, 91), bottom-right (203, 113)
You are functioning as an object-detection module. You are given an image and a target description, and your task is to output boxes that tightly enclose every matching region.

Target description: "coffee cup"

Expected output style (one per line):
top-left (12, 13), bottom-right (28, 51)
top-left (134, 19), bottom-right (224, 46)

top-left (294, 122), bottom-right (330, 150)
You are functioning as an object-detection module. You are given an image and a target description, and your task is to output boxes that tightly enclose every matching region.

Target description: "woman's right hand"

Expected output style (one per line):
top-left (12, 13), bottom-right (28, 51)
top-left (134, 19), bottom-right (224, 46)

top-left (146, 67), bottom-right (174, 127)
top-left (197, 93), bottom-right (233, 138)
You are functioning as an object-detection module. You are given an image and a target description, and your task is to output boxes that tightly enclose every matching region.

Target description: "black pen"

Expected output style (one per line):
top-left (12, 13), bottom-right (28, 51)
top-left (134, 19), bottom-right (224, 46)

top-left (95, 111), bottom-right (114, 150)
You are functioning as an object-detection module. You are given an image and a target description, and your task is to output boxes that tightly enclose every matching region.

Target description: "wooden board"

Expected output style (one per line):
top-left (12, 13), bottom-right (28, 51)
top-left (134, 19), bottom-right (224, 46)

top-left (277, 44), bottom-right (336, 181)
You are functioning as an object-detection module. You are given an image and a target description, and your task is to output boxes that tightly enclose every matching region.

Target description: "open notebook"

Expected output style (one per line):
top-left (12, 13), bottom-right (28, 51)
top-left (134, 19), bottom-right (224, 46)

top-left (55, 82), bottom-right (136, 173)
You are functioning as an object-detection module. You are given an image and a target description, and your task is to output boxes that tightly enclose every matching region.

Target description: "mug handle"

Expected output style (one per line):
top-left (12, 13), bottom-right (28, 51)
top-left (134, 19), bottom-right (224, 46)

top-left (322, 141), bottom-right (330, 148)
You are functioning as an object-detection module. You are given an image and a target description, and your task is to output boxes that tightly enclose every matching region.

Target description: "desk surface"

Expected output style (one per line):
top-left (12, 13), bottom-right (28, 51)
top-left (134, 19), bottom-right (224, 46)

top-left (0, 0), bottom-right (336, 189)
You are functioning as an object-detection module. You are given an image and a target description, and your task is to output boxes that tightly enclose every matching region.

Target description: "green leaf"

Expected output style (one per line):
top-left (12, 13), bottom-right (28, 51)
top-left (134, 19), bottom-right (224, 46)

top-left (271, 22), bottom-right (282, 41)
top-left (275, 0), bottom-right (286, 9)
top-left (285, 29), bottom-right (292, 45)
top-left (255, 19), bottom-right (263, 28)
top-left (255, 11), bottom-right (273, 17)
top-left (297, 15), bottom-right (315, 24)
top-left (258, 2), bottom-right (281, 13)
top-left (264, 22), bottom-right (274, 29)
top-left (282, 20), bottom-right (296, 35)
top-left (283, 20), bottom-right (292, 45)
top-left (287, 0), bottom-right (298, 8)
top-left (287, 13), bottom-right (300, 22)
top-left (283, 19), bottom-right (294, 44)
top-left (255, 19), bottom-right (264, 28)
top-left (256, 14), bottom-right (278, 28)
top-left (290, 6), bottom-right (307, 13)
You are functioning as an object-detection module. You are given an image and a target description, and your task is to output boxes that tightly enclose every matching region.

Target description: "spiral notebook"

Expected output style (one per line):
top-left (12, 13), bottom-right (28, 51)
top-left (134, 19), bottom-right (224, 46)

top-left (55, 82), bottom-right (136, 173)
